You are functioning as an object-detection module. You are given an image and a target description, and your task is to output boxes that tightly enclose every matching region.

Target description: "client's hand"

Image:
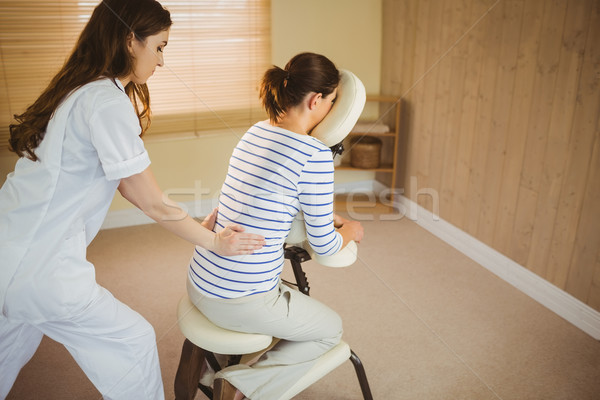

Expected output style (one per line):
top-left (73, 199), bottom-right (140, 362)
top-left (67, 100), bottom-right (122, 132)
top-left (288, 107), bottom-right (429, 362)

top-left (212, 224), bottom-right (266, 256)
top-left (333, 213), bottom-right (350, 228)
top-left (337, 220), bottom-right (364, 245)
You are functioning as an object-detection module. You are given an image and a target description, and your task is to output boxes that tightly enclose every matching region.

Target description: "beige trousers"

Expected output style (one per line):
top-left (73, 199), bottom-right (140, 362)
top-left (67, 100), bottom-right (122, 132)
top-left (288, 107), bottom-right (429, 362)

top-left (187, 280), bottom-right (343, 400)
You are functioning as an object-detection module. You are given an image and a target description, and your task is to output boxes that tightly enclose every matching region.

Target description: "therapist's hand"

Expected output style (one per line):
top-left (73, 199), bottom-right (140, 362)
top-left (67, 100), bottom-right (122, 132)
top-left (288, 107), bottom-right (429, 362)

top-left (212, 223), bottom-right (266, 256)
top-left (201, 208), bottom-right (265, 256)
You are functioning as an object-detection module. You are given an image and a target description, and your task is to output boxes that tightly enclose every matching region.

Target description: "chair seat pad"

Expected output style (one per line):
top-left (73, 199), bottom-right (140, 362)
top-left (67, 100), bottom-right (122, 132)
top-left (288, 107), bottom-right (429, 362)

top-left (177, 296), bottom-right (273, 355)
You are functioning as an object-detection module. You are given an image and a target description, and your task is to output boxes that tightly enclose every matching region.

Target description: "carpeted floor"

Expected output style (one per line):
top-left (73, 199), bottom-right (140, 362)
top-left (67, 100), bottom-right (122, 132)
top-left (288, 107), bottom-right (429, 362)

top-left (6, 216), bottom-right (600, 399)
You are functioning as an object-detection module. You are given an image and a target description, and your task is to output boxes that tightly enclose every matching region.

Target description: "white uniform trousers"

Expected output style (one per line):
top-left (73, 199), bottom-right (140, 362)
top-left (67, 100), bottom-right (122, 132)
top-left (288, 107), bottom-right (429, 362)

top-left (188, 280), bottom-right (343, 400)
top-left (0, 285), bottom-right (163, 400)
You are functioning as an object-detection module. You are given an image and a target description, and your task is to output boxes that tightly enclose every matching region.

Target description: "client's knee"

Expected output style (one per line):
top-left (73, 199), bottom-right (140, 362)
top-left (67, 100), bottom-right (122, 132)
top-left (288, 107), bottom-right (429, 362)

top-left (320, 312), bottom-right (343, 350)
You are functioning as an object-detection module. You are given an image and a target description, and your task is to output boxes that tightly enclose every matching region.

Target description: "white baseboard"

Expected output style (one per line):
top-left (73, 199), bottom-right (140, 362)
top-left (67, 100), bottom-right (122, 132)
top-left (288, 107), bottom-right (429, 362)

top-left (395, 194), bottom-right (600, 340)
top-left (101, 180), bottom-right (600, 340)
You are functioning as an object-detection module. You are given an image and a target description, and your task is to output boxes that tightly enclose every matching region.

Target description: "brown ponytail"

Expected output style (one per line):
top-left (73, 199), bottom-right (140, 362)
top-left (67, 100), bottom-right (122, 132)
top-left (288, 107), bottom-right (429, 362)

top-left (260, 52), bottom-right (340, 122)
top-left (8, 0), bottom-right (172, 161)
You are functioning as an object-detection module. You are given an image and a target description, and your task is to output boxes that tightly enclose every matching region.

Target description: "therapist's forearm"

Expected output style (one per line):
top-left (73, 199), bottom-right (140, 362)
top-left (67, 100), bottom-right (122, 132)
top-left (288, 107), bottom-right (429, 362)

top-left (143, 198), bottom-right (217, 250)
top-left (118, 168), bottom-right (217, 251)
top-left (158, 215), bottom-right (217, 251)
top-left (119, 168), bottom-right (264, 255)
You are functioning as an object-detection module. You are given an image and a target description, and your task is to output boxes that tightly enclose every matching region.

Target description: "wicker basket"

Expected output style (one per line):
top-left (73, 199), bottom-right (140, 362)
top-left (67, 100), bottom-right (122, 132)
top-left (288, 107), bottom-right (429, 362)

top-left (350, 136), bottom-right (382, 169)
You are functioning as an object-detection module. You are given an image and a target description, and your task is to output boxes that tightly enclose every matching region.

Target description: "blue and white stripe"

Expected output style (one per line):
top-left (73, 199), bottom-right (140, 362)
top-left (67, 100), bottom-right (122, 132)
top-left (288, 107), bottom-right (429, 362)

top-left (189, 120), bottom-right (342, 299)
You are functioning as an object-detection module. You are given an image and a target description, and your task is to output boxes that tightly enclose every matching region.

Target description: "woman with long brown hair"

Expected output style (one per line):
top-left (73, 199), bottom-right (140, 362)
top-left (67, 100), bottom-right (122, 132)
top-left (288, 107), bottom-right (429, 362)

top-left (186, 52), bottom-right (364, 400)
top-left (0, 1), bottom-right (263, 398)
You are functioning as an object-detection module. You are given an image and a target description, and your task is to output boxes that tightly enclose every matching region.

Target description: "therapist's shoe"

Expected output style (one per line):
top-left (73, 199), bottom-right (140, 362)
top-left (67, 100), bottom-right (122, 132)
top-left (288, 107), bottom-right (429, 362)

top-left (213, 378), bottom-right (242, 400)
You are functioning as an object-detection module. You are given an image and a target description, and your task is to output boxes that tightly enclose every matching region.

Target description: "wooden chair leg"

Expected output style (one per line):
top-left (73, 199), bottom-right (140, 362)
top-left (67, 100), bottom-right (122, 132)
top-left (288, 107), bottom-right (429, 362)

top-left (174, 339), bottom-right (207, 400)
top-left (349, 350), bottom-right (373, 400)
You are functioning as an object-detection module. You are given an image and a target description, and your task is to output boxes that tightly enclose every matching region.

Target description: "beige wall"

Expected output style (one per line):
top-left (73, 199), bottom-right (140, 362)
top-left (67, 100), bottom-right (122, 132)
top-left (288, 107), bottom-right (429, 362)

top-left (130, 0), bottom-right (383, 212)
top-left (0, 1), bottom-right (383, 210)
top-left (115, 0), bottom-right (382, 210)
top-left (381, 0), bottom-right (600, 311)
top-left (271, 0), bottom-right (381, 93)
top-left (108, 131), bottom-right (242, 210)
top-left (0, 153), bottom-right (18, 183)
top-left (271, 0), bottom-right (383, 187)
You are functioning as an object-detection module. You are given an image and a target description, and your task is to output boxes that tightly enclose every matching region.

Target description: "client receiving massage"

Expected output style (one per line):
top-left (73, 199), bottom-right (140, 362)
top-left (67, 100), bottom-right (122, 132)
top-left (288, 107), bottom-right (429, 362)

top-left (186, 52), bottom-right (364, 400)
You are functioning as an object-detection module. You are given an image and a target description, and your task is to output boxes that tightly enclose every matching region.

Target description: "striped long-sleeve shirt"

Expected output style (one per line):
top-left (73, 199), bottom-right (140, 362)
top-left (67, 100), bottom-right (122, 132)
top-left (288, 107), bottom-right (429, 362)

top-left (188, 120), bottom-right (343, 299)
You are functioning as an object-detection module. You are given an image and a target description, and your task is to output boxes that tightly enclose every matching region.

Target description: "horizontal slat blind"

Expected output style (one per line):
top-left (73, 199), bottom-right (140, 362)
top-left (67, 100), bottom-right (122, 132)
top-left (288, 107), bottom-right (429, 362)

top-left (146, 0), bottom-right (271, 136)
top-left (0, 0), bottom-right (271, 153)
top-left (0, 0), bottom-right (92, 153)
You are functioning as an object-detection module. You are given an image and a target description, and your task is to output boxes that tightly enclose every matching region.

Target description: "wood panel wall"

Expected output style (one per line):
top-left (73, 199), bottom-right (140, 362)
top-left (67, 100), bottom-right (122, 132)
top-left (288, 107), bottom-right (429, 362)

top-left (381, 0), bottom-right (600, 311)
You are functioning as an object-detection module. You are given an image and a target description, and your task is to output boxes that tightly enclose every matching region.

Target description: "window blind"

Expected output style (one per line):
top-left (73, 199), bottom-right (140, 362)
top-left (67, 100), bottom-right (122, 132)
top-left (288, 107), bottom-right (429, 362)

top-left (0, 0), bottom-right (271, 154)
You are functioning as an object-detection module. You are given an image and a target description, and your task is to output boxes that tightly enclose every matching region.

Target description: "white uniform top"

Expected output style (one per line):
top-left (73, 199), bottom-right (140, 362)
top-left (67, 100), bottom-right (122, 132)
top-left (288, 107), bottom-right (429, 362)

top-left (0, 78), bottom-right (150, 322)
